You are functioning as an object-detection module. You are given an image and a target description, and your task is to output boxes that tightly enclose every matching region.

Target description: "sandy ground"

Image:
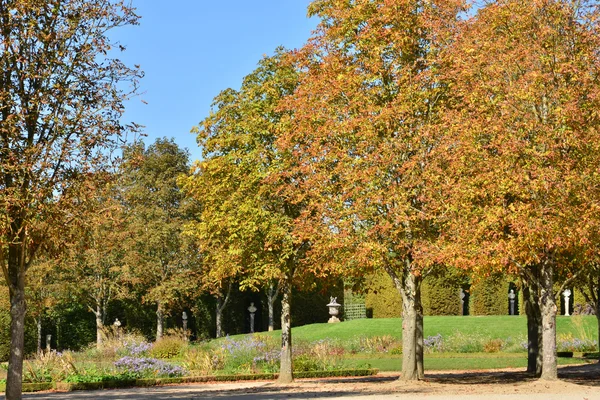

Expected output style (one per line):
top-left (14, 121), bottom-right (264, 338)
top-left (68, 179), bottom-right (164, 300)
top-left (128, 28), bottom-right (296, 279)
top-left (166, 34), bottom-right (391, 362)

top-left (2, 362), bottom-right (599, 400)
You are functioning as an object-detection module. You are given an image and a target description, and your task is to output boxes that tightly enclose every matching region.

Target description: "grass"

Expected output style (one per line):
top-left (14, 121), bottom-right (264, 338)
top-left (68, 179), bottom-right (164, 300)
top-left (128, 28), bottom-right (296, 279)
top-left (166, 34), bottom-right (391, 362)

top-left (215, 315), bottom-right (597, 372)
top-left (343, 352), bottom-right (595, 371)
top-left (225, 315), bottom-right (597, 343)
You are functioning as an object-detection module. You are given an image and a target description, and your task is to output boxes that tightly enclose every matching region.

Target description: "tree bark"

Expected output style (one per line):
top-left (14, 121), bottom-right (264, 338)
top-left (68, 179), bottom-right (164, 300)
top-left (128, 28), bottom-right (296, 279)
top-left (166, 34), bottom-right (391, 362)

top-left (6, 242), bottom-right (27, 400)
top-left (595, 278), bottom-right (600, 363)
top-left (277, 277), bottom-right (293, 384)
top-left (215, 297), bottom-right (224, 338)
top-left (215, 283), bottom-right (232, 338)
top-left (385, 260), bottom-right (420, 382)
top-left (415, 275), bottom-right (424, 379)
top-left (523, 271), bottom-right (543, 377)
top-left (95, 304), bottom-right (104, 348)
top-left (36, 316), bottom-right (42, 354)
top-left (399, 272), bottom-right (418, 381)
top-left (539, 260), bottom-right (557, 380)
top-left (267, 282), bottom-right (279, 332)
top-left (156, 301), bottom-right (165, 340)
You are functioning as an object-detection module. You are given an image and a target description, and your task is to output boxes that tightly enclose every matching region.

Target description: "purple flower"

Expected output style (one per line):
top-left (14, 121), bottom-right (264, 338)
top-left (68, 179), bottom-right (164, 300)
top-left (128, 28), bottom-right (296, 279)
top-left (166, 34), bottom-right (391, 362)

top-left (114, 356), bottom-right (185, 378)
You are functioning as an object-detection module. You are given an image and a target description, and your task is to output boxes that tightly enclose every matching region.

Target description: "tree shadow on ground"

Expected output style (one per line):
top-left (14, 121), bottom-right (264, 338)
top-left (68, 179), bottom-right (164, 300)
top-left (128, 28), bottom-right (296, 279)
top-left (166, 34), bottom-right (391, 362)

top-left (420, 362), bottom-right (600, 387)
top-left (10, 364), bottom-right (600, 400)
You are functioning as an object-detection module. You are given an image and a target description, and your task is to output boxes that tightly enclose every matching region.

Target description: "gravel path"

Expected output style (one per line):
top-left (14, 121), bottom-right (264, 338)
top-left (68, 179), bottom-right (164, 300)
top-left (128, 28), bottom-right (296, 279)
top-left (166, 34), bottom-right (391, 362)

top-left (2, 363), bottom-right (599, 400)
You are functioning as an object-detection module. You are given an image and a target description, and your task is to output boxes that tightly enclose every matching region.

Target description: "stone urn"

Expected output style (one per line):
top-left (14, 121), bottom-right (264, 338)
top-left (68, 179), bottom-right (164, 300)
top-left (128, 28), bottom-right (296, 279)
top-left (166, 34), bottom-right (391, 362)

top-left (327, 297), bottom-right (341, 323)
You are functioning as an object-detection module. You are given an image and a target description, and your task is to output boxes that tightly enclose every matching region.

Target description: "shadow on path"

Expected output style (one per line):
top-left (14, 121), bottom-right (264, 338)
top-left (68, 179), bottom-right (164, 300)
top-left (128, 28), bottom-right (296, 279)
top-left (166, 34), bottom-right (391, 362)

top-left (1, 362), bottom-right (597, 399)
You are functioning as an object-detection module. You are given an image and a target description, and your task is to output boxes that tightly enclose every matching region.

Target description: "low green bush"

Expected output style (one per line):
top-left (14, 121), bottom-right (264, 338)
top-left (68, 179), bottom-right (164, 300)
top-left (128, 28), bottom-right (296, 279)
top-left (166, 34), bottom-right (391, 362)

top-left (150, 335), bottom-right (187, 359)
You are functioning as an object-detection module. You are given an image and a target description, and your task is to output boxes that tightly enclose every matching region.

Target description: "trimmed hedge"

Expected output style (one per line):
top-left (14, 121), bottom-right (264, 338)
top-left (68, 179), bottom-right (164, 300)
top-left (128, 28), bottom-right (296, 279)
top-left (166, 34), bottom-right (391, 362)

top-left (470, 275), bottom-right (511, 316)
top-left (421, 275), bottom-right (461, 316)
top-left (0, 382), bottom-right (54, 393)
top-left (365, 270), bottom-right (463, 317)
top-left (365, 271), bottom-right (402, 318)
top-left (53, 369), bottom-right (379, 392)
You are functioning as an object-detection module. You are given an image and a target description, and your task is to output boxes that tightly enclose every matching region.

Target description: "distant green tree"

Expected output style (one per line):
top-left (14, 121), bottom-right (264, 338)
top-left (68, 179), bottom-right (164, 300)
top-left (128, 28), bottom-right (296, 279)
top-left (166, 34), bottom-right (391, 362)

top-left (121, 138), bottom-right (197, 340)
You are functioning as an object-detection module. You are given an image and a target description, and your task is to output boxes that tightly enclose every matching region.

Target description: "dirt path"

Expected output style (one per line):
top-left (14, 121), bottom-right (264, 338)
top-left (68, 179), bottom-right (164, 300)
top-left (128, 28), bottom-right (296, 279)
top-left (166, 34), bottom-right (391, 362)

top-left (2, 362), bottom-right (599, 400)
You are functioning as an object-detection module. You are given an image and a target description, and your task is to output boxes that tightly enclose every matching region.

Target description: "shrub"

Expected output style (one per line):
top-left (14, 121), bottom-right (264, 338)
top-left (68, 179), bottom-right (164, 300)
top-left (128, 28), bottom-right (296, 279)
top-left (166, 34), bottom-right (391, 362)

top-left (346, 335), bottom-right (400, 354)
top-left (308, 339), bottom-right (345, 370)
top-left (292, 354), bottom-right (321, 372)
top-left (150, 335), bottom-right (187, 359)
top-left (444, 332), bottom-right (484, 353)
top-left (183, 347), bottom-right (226, 375)
top-left (23, 351), bottom-right (78, 383)
top-left (557, 334), bottom-right (597, 353)
top-left (483, 339), bottom-right (504, 353)
top-left (424, 334), bottom-right (444, 353)
top-left (218, 335), bottom-right (280, 374)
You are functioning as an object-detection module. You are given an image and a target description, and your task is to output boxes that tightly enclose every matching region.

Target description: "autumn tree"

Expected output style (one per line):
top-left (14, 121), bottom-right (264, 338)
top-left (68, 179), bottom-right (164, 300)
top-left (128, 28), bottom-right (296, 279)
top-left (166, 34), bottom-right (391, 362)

top-left (279, 0), bottom-right (466, 381)
top-left (59, 176), bottom-right (128, 348)
top-left (25, 255), bottom-right (63, 354)
top-left (121, 138), bottom-right (196, 341)
top-left (181, 49), bottom-right (328, 383)
top-left (440, 0), bottom-right (600, 380)
top-left (0, 1), bottom-right (140, 398)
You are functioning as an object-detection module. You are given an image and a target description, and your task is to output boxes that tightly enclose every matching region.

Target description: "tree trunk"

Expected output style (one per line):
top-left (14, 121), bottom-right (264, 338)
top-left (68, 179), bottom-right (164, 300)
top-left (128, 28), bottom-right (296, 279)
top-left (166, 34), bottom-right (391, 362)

top-left (385, 260), bottom-right (420, 382)
top-left (215, 297), bottom-right (223, 338)
top-left (156, 301), bottom-right (165, 340)
top-left (95, 304), bottom-right (104, 348)
top-left (415, 275), bottom-right (424, 379)
top-left (56, 318), bottom-right (61, 351)
top-left (539, 261), bottom-right (557, 380)
top-left (277, 278), bottom-right (293, 384)
top-left (215, 283), bottom-right (232, 338)
top-left (596, 278), bottom-right (600, 363)
top-left (399, 272), bottom-right (418, 381)
top-left (6, 242), bottom-right (27, 400)
top-left (523, 274), bottom-right (543, 377)
top-left (267, 282), bottom-right (279, 332)
top-left (36, 316), bottom-right (42, 354)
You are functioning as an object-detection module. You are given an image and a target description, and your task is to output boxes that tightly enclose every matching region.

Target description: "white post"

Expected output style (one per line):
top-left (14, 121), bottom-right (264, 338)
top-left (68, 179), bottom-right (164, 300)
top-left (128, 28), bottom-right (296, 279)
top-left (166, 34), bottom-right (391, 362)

top-left (563, 289), bottom-right (571, 316)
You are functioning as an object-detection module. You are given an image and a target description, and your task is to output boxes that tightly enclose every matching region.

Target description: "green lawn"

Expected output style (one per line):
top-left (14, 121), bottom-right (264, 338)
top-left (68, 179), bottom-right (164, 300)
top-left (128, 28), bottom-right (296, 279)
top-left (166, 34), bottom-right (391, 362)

top-left (219, 315), bottom-right (597, 372)
top-left (343, 352), bottom-right (594, 371)
top-left (237, 315), bottom-right (597, 343)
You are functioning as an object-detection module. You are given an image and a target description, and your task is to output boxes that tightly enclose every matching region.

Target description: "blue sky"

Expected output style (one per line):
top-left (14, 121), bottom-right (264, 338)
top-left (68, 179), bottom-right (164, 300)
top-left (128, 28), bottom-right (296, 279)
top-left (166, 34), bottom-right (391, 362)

top-left (115, 1), bottom-right (317, 161)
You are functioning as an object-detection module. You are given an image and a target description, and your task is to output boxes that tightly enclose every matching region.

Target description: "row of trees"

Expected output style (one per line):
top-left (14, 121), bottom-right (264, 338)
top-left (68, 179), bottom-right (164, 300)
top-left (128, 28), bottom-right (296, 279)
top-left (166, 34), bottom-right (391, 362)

top-left (185, 0), bottom-right (600, 384)
top-left (2, 0), bottom-right (600, 397)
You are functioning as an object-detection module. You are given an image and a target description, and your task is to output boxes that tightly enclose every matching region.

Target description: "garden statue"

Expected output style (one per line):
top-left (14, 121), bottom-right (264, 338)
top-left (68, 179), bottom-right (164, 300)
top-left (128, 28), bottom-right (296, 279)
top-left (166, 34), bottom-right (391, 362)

top-left (508, 289), bottom-right (516, 315)
top-left (248, 302), bottom-right (258, 333)
top-left (182, 311), bottom-right (188, 340)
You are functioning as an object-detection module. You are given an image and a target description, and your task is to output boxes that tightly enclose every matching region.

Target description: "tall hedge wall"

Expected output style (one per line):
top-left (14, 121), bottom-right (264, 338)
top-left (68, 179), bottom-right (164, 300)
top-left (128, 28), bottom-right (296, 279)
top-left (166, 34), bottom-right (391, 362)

top-left (364, 271), bottom-right (463, 317)
top-left (421, 275), bottom-right (462, 316)
top-left (364, 271), bottom-right (402, 318)
top-left (470, 274), bottom-right (511, 315)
